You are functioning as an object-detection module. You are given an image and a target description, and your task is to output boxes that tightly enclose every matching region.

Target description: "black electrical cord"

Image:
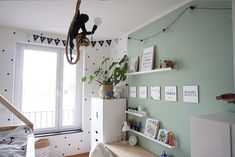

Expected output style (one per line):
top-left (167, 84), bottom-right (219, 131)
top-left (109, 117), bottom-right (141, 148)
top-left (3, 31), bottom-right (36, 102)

top-left (128, 6), bottom-right (231, 42)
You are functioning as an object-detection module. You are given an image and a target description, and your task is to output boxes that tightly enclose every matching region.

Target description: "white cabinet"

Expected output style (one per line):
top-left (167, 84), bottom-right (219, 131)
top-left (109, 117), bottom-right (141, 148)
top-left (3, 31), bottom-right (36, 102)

top-left (91, 97), bottom-right (126, 148)
top-left (191, 112), bottom-right (235, 157)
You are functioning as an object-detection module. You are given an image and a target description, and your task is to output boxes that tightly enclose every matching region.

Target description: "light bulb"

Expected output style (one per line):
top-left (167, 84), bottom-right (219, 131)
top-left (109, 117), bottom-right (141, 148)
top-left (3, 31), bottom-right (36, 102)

top-left (94, 17), bottom-right (102, 26)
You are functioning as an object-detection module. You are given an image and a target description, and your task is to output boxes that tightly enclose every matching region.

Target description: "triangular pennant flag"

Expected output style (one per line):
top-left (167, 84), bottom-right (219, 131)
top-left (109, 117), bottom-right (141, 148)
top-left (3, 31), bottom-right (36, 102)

top-left (91, 41), bottom-right (97, 47)
top-left (62, 40), bottom-right (66, 47)
top-left (98, 41), bottom-right (104, 47)
top-left (113, 38), bottom-right (119, 44)
top-left (47, 38), bottom-right (53, 44)
top-left (54, 38), bottom-right (61, 46)
top-left (33, 34), bottom-right (39, 41)
top-left (40, 36), bottom-right (46, 43)
top-left (106, 40), bottom-right (112, 46)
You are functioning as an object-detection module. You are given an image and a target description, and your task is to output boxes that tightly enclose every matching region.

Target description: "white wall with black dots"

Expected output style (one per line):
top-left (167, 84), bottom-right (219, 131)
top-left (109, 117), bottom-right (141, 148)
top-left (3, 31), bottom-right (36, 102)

top-left (110, 37), bottom-right (128, 98)
top-left (0, 26), bottom-right (127, 156)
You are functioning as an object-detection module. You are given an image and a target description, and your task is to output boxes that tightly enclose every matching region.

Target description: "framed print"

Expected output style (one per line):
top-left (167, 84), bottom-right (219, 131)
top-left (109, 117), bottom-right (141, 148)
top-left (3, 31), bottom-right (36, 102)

top-left (144, 118), bottom-right (160, 139)
top-left (157, 129), bottom-right (170, 144)
top-left (151, 86), bottom-right (161, 100)
top-left (129, 86), bottom-right (137, 98)
top-left (140, 46), bottom-right (155, 71)
top-left (183, 85), bottom-right (199, 103)
top-left (165, 86), bottom-right (177, 102)
top-left (129, 56), bottom-right (139, 73)
top-left (139, 86), bottom-right (147, 99)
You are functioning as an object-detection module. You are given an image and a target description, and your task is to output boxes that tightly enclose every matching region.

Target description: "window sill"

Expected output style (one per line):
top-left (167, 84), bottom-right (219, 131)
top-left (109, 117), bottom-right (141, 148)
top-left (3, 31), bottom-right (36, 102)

top-left (35, 129), bottom-right (83, 138)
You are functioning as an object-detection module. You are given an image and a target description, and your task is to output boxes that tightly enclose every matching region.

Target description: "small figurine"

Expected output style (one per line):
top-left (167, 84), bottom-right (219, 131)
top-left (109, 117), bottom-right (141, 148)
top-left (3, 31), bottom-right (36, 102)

top-left (168, 132), bottom-right (174, 146)
top-left (163, 60), bottom-right (174, 68)
top-left (161, 151), bottom-right (167, 157)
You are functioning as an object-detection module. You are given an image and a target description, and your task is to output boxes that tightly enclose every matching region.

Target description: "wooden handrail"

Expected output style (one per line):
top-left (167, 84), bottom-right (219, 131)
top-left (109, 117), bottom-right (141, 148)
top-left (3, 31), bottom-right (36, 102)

top-left (0, 95), bottom-right (33, 130)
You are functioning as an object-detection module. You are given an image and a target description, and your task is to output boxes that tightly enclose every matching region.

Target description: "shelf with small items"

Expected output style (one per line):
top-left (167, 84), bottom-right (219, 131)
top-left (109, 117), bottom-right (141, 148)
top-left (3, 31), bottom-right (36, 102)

top-left (127, 67), bottom-right (173, 76)
top-left (125, 111), bottom-right (147, 118)
top-left (129, 129), bottom-right (175, 149)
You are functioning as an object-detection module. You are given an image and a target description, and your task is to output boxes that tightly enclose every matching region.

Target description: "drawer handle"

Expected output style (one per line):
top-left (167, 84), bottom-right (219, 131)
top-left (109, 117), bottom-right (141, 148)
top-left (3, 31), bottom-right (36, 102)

top-left (96, 112), bottom-right (98, 118)
top-left (95, 139), bottom-right (98, 142)
top-left (95, 131), bottom-right (98, 134)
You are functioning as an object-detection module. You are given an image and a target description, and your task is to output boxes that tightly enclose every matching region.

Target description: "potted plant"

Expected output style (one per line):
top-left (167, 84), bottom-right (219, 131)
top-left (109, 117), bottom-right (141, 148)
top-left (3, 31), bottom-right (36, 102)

top-left (82, 55), bottom-right (128, 98)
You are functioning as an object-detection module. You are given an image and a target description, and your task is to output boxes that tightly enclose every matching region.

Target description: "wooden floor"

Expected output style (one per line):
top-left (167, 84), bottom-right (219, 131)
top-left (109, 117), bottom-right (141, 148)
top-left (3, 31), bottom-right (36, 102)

top-left (65, 152), bottom-right (89, 157)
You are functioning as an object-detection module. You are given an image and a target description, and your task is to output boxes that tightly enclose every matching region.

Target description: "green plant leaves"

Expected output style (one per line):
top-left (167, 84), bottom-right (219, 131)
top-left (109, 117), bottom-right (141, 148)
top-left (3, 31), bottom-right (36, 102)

top-left (101, 58), bottom-right (109, 65)
top-left (90, 75), bottom-right (94, 82)
top-left (82, 55), bottom-right (129, 86)
top-left (109, 62), bottom-right (117, 70)
top-left (81, 76), bottom-right (87, 82)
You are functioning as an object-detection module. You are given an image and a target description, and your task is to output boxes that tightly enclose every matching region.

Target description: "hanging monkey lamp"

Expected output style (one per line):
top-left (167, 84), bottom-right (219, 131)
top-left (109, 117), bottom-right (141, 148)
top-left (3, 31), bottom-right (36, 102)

top-left (65, 0), bottom-right (102, 64)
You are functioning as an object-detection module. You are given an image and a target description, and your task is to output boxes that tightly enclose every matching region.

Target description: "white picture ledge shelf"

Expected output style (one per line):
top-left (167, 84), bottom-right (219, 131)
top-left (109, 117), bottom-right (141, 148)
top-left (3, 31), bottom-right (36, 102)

top-left (125, 111), bottom-right (146, 118)
top-left (130, 129), bottom-right (175, 149)
top-left (127, 68), bottom-right (173, 76)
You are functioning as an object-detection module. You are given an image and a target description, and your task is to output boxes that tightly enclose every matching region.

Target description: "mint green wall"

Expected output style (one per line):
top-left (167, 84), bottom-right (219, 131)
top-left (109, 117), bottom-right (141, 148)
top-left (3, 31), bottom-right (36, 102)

top-left (127, 1), bottom-right (235, 157)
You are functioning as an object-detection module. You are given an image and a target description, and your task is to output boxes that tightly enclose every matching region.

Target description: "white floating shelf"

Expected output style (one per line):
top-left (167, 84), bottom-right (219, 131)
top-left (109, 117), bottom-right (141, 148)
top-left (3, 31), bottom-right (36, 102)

top-left (127, 68), bottom-right (173, 76)
top-left (130, 129), bottom-right (175, 149)
top-left (125, 111), bottom-right (146, 118)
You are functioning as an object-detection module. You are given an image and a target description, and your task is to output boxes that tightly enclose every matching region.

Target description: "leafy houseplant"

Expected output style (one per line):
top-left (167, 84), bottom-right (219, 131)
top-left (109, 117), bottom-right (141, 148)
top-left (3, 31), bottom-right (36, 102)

top-left (82, 55), bottom-right (128, 97)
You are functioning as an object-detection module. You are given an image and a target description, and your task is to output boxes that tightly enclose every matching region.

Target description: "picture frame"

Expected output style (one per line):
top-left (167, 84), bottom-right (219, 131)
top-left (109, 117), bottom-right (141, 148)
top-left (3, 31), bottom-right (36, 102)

top-left (165, 86), bottom-right (177, 102)
top-left (144, 118), bottom-right (160, 139)
top-left (139, 86), bottom-right (147, 99)
top-left (129, 56), bottom-right (139, 73)
top-left (140, 46), bottom-right (155, 71)
top-left (129, 86), bottom-right (137, 98)
top-left (183, 85), bottom-right (199, 103)
top-left (150, 86), bottom-right (161, 100)
top-left (157, 129), bottom-right (170, 144)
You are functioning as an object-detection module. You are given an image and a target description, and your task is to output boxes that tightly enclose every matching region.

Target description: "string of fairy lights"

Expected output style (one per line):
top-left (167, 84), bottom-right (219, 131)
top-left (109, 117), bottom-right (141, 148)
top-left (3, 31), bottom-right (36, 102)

top-left (127, 6), bottom-right (232, 42)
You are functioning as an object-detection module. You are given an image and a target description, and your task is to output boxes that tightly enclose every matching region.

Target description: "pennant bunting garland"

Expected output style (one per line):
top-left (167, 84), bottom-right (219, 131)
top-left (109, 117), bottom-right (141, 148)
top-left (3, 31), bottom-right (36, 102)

top-left (40, 36), bottom-right (46, 43)
top-left (91, 41), bottom-right (97, 47)
top-left (33, 34), bottom-right (39, 41)
top-left (98, 41), bottom-right (104, 47)
top-left (62, 40), bottom-right (66, 47)
top-left (106, 40), bottom-right (112, 46)
top-left (31, 35), bottom-right (115, 47)
top-left (54, 38), bottom-right (61, 46)
top-left (47, 38), bottom-right (53, 44)
top-left (113, 39), bottom-right (119, 44)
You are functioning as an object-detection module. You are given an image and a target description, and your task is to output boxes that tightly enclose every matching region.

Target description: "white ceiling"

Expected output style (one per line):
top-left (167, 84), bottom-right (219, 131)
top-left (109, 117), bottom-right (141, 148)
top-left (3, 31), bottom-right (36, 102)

top-left (0, 0), bottom-right (190, 40)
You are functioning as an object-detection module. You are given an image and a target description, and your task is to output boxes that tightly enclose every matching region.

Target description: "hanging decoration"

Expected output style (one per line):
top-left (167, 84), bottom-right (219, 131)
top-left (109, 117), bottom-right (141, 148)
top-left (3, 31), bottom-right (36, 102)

top-left (30, 34), bottom-right (117, 48)
top-left (106, 40), bottom-right (112, 46)
top-left (91, 41), bottom-right (97, 47)
top-left (98, 41), bottom-right (104, 47)
top-left (62, 40), bottom-right (66, 47)
top-left (113, 39), bottom-right (119, 44)
top-left (47, 38), bottom-right (53, 44)
top-left (128, 6), bottom-right (231, 42)
top-left (65, 0), bottom-right (102, 65)
top-left (40, 36), bottom-right (46, 43)
top-left (33, 35), bottom-right (39, 41)
top-left (54, 38), bottom-right (61, 46)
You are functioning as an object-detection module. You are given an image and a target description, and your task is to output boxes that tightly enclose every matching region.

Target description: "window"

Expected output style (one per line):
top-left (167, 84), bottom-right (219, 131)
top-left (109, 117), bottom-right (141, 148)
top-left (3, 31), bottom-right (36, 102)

top-left (14, 44), bottom-right (83, 133)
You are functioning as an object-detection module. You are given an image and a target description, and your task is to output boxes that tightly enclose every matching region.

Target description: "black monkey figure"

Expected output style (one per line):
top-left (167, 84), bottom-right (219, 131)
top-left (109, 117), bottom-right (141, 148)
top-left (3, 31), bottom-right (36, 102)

top-left (66, 0), bottom-right (98, 64)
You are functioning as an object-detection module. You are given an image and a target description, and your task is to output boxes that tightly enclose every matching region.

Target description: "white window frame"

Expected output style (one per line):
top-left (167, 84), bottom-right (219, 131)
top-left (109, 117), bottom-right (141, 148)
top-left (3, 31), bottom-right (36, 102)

top-left (14, 43), bottom-right (83, 133)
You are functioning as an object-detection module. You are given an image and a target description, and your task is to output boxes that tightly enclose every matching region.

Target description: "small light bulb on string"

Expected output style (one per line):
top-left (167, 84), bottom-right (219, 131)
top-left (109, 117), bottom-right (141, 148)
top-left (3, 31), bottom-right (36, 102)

top-left (140, 39), bottom-right (144, 49)
top-left (160, 28), bottom-right (167, 36)
top-left (186, 6), bottom-right (195, 14)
